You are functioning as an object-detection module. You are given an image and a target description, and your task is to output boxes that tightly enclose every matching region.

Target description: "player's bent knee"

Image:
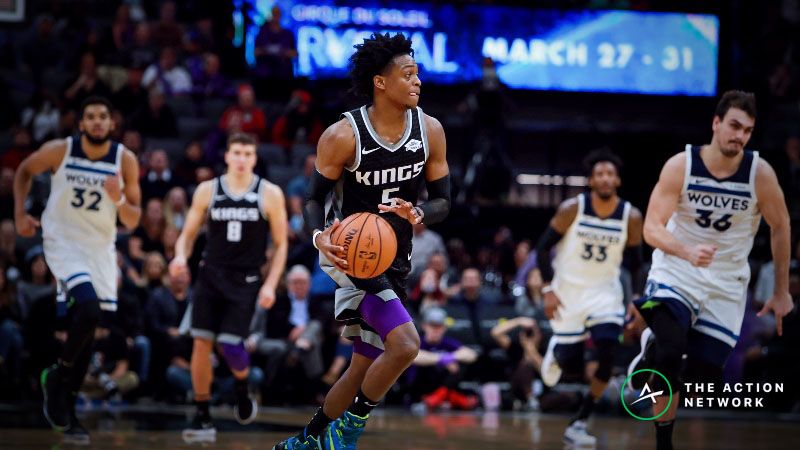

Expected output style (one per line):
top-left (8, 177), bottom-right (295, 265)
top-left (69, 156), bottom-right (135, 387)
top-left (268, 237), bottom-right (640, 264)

top-left (554, 342), bottom-right (584, 373)
top-left (385, 324), bottom-right (420, 364)
top-left (220, 342), bottom-right (250, 372)
top-left (593, 339), bottom-right (617, 382)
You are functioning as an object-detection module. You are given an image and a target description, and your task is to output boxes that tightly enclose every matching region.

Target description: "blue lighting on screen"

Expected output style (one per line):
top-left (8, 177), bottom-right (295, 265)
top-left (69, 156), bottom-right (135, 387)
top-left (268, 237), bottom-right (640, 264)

top-left (234, 1), bottom-right (718, 96)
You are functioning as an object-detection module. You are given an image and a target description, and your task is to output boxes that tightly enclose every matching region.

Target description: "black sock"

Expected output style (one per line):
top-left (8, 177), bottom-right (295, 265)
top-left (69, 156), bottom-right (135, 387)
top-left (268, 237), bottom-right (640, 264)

top-left (304, 407), bottom-right (334, 439)
top-left (196, 400), bottom-right (210, 419)
top-left (655, 420), bottom-right (674, 450)
top-left (571, 393), bottom-right (597, 423)
top-left (234, 377), bottom-right (249, 397)
top-left (348, 389), bottom-right (379, 418)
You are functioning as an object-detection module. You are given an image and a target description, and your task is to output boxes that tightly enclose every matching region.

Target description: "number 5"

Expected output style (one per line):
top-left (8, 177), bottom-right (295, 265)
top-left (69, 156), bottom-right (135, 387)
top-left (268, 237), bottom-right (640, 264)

top-left (380, 187), bottom-right (400, 212)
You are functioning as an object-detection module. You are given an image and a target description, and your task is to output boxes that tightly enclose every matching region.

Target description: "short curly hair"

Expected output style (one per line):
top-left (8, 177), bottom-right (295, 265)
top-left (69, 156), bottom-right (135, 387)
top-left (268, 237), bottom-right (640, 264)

top-left (583, 148), bottom-right (623, 177)
top-left (349, 33), bottom-right (414, 100)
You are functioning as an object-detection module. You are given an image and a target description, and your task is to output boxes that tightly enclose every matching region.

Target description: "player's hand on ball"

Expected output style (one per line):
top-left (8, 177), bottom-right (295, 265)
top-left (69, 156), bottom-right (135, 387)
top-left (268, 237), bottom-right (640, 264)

top-left (14, 212), bottom-right (40, 237)
top-left (258, 284), bottom-right (276, 309)
top-left (378, 198), bottom-right (422, 224)
top-left (687, 244), bottom-right (716, 267)
top-left (757, 291), bottom-right (794, 336)
top-left (543, 290), bottom-right (563, 320)
top-left (315, 219), bottom-right (348, 271)
top-left (103, 172), bottom-right (123, 203)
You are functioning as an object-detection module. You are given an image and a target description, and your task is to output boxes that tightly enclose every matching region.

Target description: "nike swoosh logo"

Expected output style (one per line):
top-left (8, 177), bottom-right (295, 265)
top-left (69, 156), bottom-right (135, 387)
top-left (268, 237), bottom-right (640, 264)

top-left (362, 147), bottom-right (381, 155)
top-left (408, 252), bottom-right (412, 260)
top-left (245, 275), bottom-right (258, 283)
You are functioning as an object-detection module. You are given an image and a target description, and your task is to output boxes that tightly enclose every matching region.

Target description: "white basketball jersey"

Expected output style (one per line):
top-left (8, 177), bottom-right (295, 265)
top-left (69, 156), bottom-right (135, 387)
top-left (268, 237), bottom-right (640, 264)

top-left (41, 136), bottom-right (124, 248)
top-left (553, 193), bottom-right (631, 286)
top-left (651, 145), bottom-right (760, 272)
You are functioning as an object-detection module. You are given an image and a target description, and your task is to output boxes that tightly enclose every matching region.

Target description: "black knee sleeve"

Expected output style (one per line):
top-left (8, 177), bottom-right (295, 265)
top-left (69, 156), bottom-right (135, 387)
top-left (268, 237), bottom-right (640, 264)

top-left (555, 342), bottom-right (584, 375)
top-left (61, 283), bottom-right (101, 366)
top-left (650, 308), bottom-right (688, 393)
top-left (593, 339), bottom-right (617, 383)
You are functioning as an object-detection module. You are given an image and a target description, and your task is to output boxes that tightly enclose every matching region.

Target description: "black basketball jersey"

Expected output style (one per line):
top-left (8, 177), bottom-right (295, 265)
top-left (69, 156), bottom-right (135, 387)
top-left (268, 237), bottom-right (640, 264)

top-left (203, 175), bottom-right (270, 270)
top-left (327, 105), bottom-right (429, 276)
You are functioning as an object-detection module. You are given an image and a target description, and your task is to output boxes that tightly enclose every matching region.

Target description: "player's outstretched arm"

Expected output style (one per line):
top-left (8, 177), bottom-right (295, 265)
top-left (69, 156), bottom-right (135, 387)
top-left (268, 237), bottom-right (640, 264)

top-left (643, 153), bottom-right (715, 267)
top-left (754, 159), bottom-right (793, 336)
top-left (260, 182), bottom-right (289, 309)
top-left (113, 149), bottom-right (142, 230)
top-left (304, 119), bottom-right (356, 272)
top-left (13, 139), bottom-right (67, 237)
top-left (169, 181), bottom-right (212, 278)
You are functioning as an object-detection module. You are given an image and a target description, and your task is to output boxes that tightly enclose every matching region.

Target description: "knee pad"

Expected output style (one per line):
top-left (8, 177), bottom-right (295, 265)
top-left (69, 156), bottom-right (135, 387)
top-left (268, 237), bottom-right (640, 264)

top-left (554, 343), bottom-right (584, 374)
top-left (592, 339), bottom-right (617, 382)
top-left (219, 342), bottom-right (250, 372)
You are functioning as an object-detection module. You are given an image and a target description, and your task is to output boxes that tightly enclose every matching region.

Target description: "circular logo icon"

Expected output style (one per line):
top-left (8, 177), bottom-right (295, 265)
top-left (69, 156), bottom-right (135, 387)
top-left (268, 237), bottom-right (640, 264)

top-left (621, 369), bottom-right (673, 421)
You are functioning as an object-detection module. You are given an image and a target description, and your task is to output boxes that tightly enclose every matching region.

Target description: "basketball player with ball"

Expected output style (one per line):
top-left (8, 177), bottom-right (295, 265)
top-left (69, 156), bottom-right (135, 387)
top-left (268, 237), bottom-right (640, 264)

top-left (273, 32), bottom-right (450, 449)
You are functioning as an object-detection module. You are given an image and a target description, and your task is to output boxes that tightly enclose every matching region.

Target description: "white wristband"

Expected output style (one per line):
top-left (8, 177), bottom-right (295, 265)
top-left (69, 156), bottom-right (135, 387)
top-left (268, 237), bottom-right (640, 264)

top-left (312, 230), bottom-right (323, 250)
top-left (115, 194), bottom-right (126, 207)
top-left (542, 285), bottom-right (554, 294)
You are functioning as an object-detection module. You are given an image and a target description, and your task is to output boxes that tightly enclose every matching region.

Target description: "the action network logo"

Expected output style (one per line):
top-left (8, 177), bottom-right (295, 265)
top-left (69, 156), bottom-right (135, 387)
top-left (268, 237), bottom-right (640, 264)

top-left (621, 369), bottom-right (673, 421)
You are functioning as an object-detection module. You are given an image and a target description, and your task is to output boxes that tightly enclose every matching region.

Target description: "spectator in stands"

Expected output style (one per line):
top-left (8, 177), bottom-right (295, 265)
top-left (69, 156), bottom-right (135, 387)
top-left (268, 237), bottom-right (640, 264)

top-left (410, 307), bottom-right (479, 410)
top-left (320, 331), bottom-right (353, 397)
top-left (0, 259), bottom-right (24, 387)
top-left (449, 268), bottom-right (489, 347)
top-left (271, 89), bottom-right (324, 150)
top-left (1, 128), bottom-right (34, 170)
top-left (0, 220), bottom-right (16, 264)
top-left (173, 141), bottom-right (208, 191)
top-left (163, 187), bottom-right (189, 230)
top-left (21, 89), bottom-right (61, 143)
top-left (151, 1), bottom-right (184, 48)
top-left (126, 22), bottom-right (157, 69)
top-left (491, 316), bottom-right (543, 409)
top-left (0, 177), bottom-right (14, 225)
top-left (147, 270), bottom-right (192, 399)
top-left (253, 5), bottom-right (297, 100)
top-left (18, 15), bottom-right (63, 82)
top-left (142, 47), bottom-right (192, 96)
top-left (121, 129), bottom-right (144, 157)
top-left (410, 268), bottom-right (446, 313)
top-left (130, 88), bottom-right (178, 138)
top-left (410, 223), bottom-right (446, 282)
top-left (191, 53), bottom-right (232, 99)
top-left (285, 154), bottom-right (316, 199)
top-left (248, 265), bottom-right (324, 403)
top-left (446, 238), bottom-right (472, 276)
top-left (141, 149), bottom-right (178, 201)
top-left (101, 3), bottom-right (134, 66)
top-left (161, 226), bottom-right (179, 261)
top-left (129, 198), bottom-right (166, 266)
top-left (82, 325), bottom-right (140, 400)
top-left (114, 63), bottom-right (149, 116)
top-left (219, 84), bottom-right (268, 139)
top-left (64, 52), bottom-right (112, 111)
top-left (140, 251), bottom-right (166, 290)
top-left (17, 246), bottom-right (56, 309)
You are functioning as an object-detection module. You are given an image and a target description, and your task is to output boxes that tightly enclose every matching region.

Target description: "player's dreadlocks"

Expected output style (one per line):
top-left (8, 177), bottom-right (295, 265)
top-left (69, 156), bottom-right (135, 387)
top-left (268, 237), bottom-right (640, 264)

top-left (349, 33), bottom-right (414, 100)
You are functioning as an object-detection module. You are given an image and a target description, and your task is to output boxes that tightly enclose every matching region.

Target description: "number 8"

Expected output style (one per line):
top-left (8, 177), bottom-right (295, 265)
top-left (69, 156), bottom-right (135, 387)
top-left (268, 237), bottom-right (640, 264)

top-left (227, 221), bottom-right (242, 242)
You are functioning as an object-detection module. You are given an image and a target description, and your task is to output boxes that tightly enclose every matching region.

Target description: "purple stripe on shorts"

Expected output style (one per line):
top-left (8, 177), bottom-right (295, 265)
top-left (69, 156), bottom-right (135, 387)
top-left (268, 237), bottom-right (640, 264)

top-left (352, 337), bottom-right (383, 360)
top-left (358, 294), bottom-right (413, 340)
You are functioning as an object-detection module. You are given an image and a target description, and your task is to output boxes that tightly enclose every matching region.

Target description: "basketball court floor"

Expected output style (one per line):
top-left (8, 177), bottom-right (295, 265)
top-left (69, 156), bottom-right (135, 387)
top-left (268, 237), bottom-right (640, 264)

top-left (1, 404), bottom-right (798, 449)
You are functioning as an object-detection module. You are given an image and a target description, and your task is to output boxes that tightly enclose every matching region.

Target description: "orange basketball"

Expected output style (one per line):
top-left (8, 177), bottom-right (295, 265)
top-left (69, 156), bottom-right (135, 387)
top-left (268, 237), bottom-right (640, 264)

top-left (331, 212), bottom-right (397, 279)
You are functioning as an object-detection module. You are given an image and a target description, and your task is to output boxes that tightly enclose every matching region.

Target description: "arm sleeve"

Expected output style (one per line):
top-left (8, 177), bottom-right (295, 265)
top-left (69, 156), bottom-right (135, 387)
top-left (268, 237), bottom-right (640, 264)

top-left (303, 169), bottom-right (338, 235)
top-left (419, 174), bottom-right (451, 225)
top-left (534, 226), bottom-right (563, 283)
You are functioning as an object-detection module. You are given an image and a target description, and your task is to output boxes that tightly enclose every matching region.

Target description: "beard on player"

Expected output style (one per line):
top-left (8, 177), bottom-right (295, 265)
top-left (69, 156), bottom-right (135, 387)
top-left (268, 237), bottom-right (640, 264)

top-left (82, 128), bottom-right (112, 146)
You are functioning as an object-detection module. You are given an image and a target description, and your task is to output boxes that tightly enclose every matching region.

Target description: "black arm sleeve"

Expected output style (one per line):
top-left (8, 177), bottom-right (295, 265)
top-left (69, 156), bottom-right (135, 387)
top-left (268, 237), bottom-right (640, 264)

top-left (419, 174), bottom-right (451, 225)
top-left (534, 226), bottom-right (563, 283)
top-left (623, 245), bottom-right (644, 293)
top-left (303, 169), bottom-right (338, 235)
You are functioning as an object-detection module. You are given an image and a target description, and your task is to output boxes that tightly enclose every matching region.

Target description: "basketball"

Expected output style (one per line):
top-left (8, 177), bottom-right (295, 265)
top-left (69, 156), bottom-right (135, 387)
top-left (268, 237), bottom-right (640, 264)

top-left (330, 212), bottom-right (397, 279)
